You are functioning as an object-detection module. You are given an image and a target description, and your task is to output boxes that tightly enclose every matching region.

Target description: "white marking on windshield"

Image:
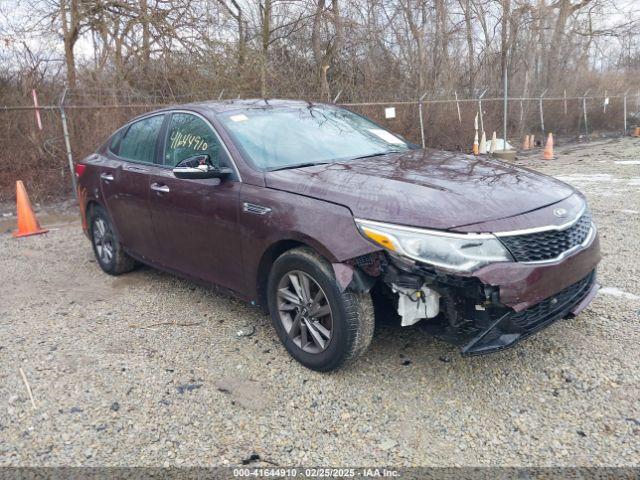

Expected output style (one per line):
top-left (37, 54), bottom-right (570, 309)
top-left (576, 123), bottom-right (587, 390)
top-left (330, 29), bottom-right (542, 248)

top-left (230, 114), bottom-right (248, 122)
top-left (368, 128), bottom-right (405, 145)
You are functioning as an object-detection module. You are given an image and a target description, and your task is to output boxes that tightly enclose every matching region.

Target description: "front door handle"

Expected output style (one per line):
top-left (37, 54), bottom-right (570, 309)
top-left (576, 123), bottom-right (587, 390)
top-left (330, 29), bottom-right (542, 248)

top-left (100, 173), bottom-right (114, 182)
top-left (150, 183), bottom-right (170, 193)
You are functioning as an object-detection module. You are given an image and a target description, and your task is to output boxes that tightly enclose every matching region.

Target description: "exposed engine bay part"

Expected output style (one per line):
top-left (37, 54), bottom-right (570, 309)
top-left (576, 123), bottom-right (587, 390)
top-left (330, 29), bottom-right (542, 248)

top-left (343, 249), bottom-right (599, 356)
top-left (392, 284), bottom-right (441, 327)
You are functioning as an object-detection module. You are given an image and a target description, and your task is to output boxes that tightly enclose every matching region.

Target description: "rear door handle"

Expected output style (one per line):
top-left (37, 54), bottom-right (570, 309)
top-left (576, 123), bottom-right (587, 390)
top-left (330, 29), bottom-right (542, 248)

top-left (100, 173), bottom-right (114, 182)
top-left (150, 183), bottom-right (170, 193)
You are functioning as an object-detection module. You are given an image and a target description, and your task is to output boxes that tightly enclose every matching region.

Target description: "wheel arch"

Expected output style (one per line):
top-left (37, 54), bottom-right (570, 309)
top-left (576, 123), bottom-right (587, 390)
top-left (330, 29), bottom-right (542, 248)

top-left (255, 236), bottom-right (337, 312)
top-left (82, 199), bottom-right (102, 236)
top-left (84, 199), bottom-right (123, 241)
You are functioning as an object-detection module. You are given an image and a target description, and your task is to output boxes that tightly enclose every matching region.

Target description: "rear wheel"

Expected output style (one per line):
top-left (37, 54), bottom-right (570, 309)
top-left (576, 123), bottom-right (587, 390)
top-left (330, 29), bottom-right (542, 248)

top-left (267, 247), bottom-right (374, 371)
top-left (89, 205), bottom-right (137, 275)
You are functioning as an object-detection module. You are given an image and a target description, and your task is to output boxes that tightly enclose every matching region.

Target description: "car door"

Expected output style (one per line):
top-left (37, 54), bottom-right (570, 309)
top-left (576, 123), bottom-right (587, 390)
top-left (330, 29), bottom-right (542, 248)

top-left (100, 113), bottom-right (165, 262)
top-left (148, 111), bottom-right (243, 293)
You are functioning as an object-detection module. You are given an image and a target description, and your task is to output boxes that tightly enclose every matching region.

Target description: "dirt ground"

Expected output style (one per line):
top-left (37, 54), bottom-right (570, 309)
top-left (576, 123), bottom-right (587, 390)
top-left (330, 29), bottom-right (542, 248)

top-left (0, 137), bottom-right (639, 467)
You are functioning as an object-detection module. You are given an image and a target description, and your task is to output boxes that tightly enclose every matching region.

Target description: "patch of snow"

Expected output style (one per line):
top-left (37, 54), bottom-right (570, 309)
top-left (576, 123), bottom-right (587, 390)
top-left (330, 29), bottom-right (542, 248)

top-left (556, 173), bottom-right (619, 186)
top-left (555, 174), bottom-right (640, 192)
top-left (555, 174), bottom-right (613, 183)
top-left (620, 209), bottom-right (639, 214)
top-left (599, 287), bottom-right (640, 301)
top-left (614, 160), bottom-right (640, 165)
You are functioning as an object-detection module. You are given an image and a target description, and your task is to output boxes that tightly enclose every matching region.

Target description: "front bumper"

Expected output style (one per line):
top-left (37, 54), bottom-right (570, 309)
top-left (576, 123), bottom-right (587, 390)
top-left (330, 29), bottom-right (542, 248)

top-left (472, 229), bottom-right (601, 311)
top-left (425, 228), bottom-right (600, 355)
top-left (351, 223), bottom-right (601, 356)
top-left (418, 269), bottom-right (598, 355)
top-left (460, 270), bottom-right (598, 355)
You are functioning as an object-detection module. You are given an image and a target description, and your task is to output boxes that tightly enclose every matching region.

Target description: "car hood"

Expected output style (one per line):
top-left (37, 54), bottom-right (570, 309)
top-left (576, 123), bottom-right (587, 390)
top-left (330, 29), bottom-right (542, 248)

top-left (264, 149), bottom-right (576, 231)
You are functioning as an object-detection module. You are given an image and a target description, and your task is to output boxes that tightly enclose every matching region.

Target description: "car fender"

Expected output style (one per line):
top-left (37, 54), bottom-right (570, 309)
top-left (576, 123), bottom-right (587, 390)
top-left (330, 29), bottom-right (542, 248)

top-left (239, 184), bottom-right (379, 302)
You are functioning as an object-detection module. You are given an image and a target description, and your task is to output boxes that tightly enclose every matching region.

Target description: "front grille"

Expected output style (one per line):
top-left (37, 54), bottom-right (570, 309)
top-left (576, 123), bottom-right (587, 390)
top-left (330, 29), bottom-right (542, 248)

top-left (507, 270), bottom-right (596, 332)
top-left (499, 211), bottom-right (593, 262)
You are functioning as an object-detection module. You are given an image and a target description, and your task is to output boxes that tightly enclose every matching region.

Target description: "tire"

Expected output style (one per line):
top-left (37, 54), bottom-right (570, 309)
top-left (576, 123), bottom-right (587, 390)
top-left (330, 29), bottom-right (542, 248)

top-left (88, 205), bottom-right (137, 275)
top-left (267, 246), bottom-right (375, 372)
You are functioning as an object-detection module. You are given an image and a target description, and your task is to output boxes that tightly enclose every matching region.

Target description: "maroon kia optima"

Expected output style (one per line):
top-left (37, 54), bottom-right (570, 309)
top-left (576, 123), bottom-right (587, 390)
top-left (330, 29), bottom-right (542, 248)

top-left (76, 100), bottom-right (600, 371)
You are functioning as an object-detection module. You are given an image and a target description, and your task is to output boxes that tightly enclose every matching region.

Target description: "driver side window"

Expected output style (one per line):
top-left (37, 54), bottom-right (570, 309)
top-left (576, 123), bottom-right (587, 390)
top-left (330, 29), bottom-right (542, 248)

top-left (164, 113), bottom-right (222, 167)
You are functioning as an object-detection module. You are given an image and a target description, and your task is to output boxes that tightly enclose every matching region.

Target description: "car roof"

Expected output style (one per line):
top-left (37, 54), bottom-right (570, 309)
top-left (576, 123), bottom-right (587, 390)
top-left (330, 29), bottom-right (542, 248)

top-left (136, 99), bottom-right (328, 120)
top-left (193, 98), bottom-right (322, 114)
top-left (124, 99), bottom-right (339, 130)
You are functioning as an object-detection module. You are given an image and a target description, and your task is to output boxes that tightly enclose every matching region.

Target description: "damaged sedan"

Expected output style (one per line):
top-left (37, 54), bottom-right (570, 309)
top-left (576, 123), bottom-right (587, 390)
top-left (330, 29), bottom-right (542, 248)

top-left (76, 99), bottom-right (601, 371)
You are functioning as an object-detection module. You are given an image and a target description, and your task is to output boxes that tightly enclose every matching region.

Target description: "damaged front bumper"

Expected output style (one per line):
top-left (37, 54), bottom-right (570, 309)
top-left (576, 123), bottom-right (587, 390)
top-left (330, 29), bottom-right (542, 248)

top-left (342, 228), bottom-right (601, 356)
top-left (422, 269), bottom-right (598, 356)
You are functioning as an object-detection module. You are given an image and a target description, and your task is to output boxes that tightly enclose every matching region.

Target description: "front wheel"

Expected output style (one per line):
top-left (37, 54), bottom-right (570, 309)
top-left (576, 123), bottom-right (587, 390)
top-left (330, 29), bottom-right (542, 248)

top-left (267, 247), bottom-right (375, 372)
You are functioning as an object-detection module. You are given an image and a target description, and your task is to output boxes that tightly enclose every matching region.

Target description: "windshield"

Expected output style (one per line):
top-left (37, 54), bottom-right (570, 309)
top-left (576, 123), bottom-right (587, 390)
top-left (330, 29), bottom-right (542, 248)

top-left (218, 105), bottom-right (410, 170)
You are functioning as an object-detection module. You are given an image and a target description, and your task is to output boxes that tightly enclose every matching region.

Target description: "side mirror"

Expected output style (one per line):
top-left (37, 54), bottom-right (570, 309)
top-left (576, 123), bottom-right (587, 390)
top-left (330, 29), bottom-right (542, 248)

top-left (172, 155), bottom-right (232, 180)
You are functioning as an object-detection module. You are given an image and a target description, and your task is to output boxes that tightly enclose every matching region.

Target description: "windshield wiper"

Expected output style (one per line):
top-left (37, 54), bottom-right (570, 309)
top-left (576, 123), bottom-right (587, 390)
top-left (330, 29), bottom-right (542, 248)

top-left (269, 162), bottom-right (330, 171)
top-left (348, 150), bottom-right (405, 161)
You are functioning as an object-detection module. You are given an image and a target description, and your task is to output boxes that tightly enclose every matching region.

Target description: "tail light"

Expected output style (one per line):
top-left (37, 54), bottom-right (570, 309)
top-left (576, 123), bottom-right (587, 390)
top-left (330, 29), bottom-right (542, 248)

top-left (75, 163), bottom-right (86, 178)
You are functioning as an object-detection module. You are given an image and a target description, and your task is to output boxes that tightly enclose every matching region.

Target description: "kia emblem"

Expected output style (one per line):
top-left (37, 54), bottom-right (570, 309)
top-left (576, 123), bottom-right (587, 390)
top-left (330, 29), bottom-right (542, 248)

top-left (554, 208), bottom-right (568, 218)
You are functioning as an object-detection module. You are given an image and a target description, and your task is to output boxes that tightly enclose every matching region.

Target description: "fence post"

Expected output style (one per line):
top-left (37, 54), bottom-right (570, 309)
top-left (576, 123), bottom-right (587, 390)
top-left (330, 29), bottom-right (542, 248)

top-left (582, 89), bottom-right (590, 139)
top-left (539, 89), bottom-right (548, 134)
top-left (623, 88), bottom-right (630, 135)
top-left (519, 98), bottom-right (524, 130)
top-left (478, 89), bottom-right (487, 134)
top-left (563, 89), bottom-right (567, 116)
top-left (454, 91), bottom-right (462, 125)
top-left (59, 87), bottom-right (77, 198)
top-left (503, 67), bottom-right (508, 150)
top-left (418, 92), bottom-right (428, 148)
top-left (603, 90), bottom-right (607, 114)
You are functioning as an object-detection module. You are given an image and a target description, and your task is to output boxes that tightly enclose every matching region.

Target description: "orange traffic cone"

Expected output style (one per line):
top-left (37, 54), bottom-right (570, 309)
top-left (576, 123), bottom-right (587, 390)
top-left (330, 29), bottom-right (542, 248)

top-left (543, 133), bottom-right (555, 160)
top-left (12, 181), bottom-right (48, 238)
top-left (473, 132), bottom-right (479, 155)
top-left (522, 135), bottom-right (530, 150)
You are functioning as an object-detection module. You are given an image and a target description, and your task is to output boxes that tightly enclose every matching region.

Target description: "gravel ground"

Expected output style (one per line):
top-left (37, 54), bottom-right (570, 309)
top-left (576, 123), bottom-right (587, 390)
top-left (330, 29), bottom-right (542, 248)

top-left (0, 137), bottom-right (639, 467)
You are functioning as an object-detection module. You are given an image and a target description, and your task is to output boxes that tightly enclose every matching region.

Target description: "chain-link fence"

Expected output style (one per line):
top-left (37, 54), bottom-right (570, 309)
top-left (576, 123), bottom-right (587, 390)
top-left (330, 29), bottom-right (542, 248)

top-left (1, 87), bottom-right (639, 202)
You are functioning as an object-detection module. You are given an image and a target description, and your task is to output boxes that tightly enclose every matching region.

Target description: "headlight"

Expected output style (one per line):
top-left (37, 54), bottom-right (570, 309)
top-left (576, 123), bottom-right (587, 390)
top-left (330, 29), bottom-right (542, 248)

top-left (355, 219), bottom-right (513, 272)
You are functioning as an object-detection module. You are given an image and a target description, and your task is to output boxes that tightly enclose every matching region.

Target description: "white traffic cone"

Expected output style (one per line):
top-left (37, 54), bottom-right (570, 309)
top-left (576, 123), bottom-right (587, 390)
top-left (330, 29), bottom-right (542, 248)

top-left (489, 131), bottom-right (497, 154)
top-left (479, 131), bottom-right (487, 155)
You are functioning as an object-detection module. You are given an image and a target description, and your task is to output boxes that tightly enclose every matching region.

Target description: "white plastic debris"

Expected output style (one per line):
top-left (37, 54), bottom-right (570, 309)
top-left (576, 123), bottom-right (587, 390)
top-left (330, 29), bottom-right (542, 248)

top-left (393, 285), bottom-right (440, 327)
top-left (492, 138), bottom-right (514, 151)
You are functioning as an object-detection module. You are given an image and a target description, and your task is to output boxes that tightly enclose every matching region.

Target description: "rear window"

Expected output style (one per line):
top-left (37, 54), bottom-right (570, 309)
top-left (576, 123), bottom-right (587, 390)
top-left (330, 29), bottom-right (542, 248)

top-left (117, 115), bottom-right (165, 163)
top-left (108, 129), bottom-right (125, 155)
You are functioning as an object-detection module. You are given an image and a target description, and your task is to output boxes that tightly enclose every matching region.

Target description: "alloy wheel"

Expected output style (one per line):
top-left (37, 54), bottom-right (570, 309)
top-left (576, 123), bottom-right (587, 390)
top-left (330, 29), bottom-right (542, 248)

top-left (276, 270), bottom-right (333, 354)
top-left (92, 217), bottom-right (114, 266)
